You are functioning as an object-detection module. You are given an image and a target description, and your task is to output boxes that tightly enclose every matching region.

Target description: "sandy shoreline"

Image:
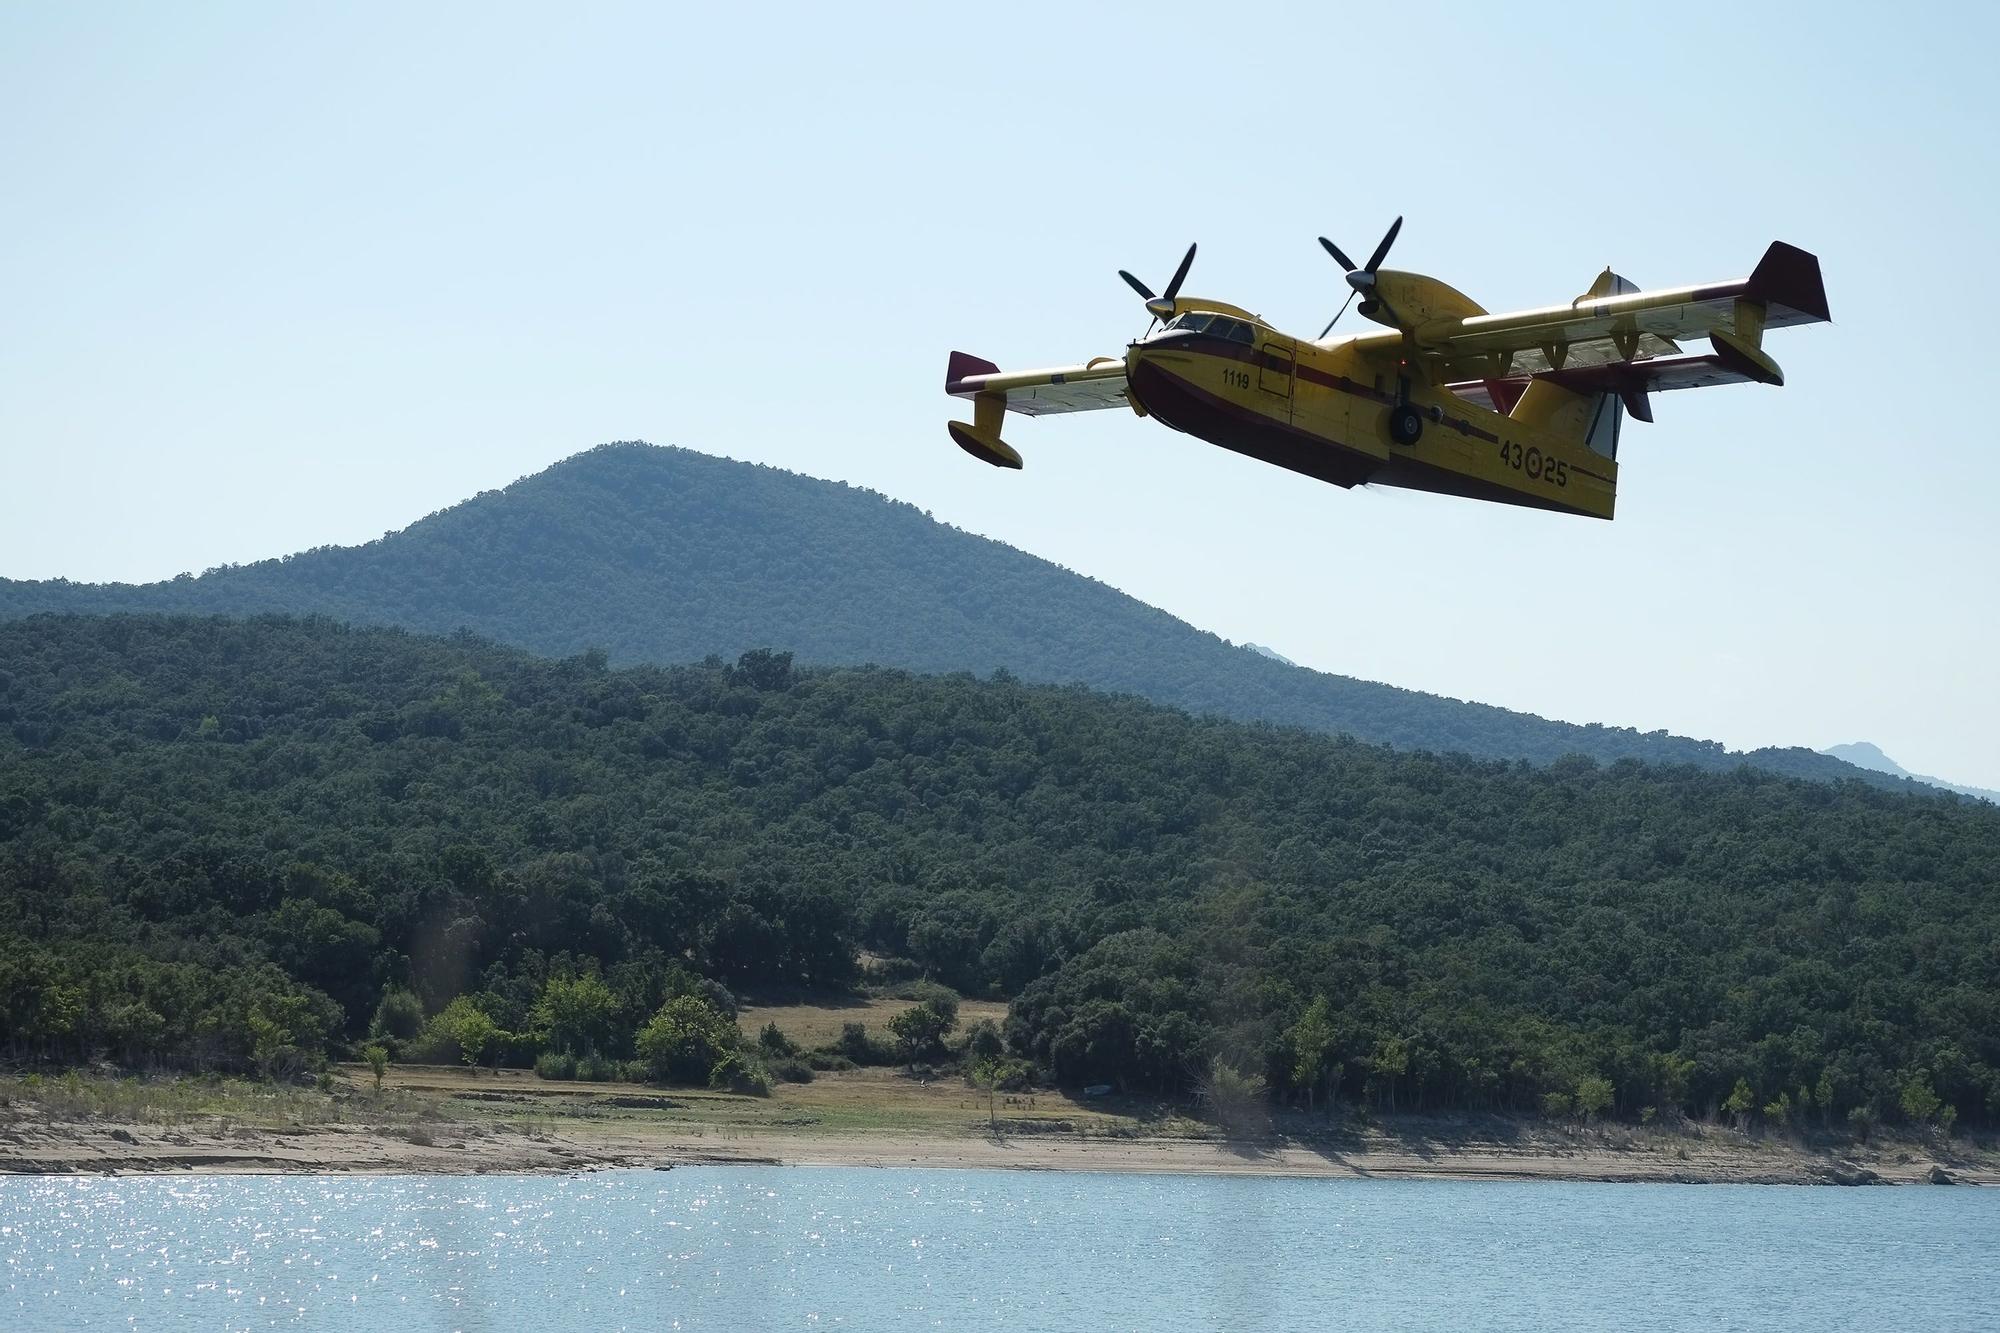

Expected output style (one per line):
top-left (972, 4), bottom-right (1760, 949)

top-left (2, 1114), bottom-right (1988, 1186)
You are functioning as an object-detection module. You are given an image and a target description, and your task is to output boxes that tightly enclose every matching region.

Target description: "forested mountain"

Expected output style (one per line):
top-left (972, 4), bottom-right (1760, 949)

top-left (3, 614), bottom-right (1995, 1126)
top-left (0, 442), bottom-right (1911, 788)
top-left (1822, 742), bottom-right (1998, 805)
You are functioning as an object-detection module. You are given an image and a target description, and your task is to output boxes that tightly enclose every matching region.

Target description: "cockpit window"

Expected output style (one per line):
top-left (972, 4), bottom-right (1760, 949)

top-left (1164, 312), bottom-right (1256, 344)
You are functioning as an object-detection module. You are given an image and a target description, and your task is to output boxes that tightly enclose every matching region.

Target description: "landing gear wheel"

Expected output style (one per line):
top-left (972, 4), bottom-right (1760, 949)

top-left (1387, 403), bottom-right (1424, 446)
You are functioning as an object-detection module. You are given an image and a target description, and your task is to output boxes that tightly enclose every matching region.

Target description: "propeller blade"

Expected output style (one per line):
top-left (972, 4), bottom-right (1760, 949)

top-left (1362, 216), bottom-right (1403, 274)
top-left (1118, 269), bottom-right (1155, 301)
top-left (1318, 236), bottom-right (1359, 273)
top-left (1161, 242), bottom-right (1197, 301)
top-left (1318, 290), bottom-right (1357, 339)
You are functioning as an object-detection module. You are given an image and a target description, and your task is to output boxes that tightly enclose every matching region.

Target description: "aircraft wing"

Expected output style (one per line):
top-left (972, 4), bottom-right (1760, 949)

top-left (945, 351), bottom-right (1129, 416)
top-left (1424, 242), bottom-right (1830, 380)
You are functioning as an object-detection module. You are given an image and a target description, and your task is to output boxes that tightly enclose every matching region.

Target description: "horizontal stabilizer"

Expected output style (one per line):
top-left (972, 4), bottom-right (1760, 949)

top-left (1452, 347), bottom-right (1786, 415)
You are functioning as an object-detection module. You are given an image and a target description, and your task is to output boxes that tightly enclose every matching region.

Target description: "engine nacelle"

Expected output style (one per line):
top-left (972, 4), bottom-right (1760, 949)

top-left (1359, 270), bottom-right (1487, 330)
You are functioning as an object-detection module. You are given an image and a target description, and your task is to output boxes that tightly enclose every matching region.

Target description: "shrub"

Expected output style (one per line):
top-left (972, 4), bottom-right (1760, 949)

top-left (534, 1051), bottom-right (577, 1081)
top-left (1198, 1058), bottom-right (1268, 1133)
top-left (574, 1054), bottom-right (619, 1082)
top-left (768, 1057), bottom-right (816, 1084)
top-left (1847, 1105), bottom-right (1877, 1143)
top-left (708, 1053), bottom-right (772, 1096)
top-left (835, 1021), bottom-right (896, 1066)
top-left (757, 1022), bottom-right (798, 1057)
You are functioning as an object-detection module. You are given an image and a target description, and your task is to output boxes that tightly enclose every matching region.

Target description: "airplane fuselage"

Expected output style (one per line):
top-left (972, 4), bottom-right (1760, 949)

top-left (1123, 322), bottom-right (1618, 519)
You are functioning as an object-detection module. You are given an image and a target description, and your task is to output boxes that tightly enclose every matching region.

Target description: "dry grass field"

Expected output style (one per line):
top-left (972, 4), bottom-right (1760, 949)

top-left (736, 995), bottom-right (1010, 1049)
top-left (352, 992), bottom-right (1135, 1143)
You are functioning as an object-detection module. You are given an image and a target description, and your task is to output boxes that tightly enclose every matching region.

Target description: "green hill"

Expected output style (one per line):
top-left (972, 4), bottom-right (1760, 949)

top-left (2, 614), bottom-right (1995, 1123)
top-left (0, 441), bottom-right (1913, 788)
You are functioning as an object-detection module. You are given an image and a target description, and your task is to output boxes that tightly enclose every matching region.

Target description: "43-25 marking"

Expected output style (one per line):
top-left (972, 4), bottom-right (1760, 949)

top-left (1497, 440), bottom-right (1568, 488)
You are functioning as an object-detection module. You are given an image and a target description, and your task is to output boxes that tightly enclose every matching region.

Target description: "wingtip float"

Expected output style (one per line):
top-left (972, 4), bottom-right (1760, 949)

top-left (945, 226), bottom-right (1828, 520)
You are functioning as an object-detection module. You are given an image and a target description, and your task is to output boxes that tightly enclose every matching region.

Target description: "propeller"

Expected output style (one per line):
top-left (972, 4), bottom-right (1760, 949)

top-left (1316, 216), bottom-right (1403, 337)
top-left (1119, 242), bottom-right (1197, 333)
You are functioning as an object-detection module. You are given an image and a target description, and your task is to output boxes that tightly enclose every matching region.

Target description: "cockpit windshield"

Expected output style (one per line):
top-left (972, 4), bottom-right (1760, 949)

top-left (1163, 312), bottom-right (1255, 344)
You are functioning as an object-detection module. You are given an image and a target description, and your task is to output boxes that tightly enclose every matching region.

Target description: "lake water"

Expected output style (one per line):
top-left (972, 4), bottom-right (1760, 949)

top-left (4, 1167), bottom-right (1995, 1330)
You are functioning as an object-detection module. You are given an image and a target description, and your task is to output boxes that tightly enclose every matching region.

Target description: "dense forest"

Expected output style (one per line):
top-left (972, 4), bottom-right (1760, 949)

top-left (2, 614), bottom-right (1994, 1129)
top-left (0, 442), bottom-right (1915, 790)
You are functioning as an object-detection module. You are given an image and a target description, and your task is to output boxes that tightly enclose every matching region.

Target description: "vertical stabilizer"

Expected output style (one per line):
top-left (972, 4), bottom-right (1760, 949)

top-left (1562, 268), bottom-right (1640, 457)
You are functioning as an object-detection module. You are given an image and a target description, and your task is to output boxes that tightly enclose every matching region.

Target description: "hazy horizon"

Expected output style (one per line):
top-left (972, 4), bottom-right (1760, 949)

top-left (5, 3), bottom-right (1995, 786)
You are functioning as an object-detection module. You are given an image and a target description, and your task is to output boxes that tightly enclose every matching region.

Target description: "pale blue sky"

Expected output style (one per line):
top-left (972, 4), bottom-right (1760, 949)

top-left (4, 2), bottom-right (1996, 786)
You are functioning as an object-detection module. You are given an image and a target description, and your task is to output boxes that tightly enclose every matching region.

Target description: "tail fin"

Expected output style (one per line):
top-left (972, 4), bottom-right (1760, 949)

top-left (1511, 268), bottom-right (1641, 459)
top-left (1579, 267), bottom-right (1640, 301)
top-left (1511, 380), bottom-right (1623, 460)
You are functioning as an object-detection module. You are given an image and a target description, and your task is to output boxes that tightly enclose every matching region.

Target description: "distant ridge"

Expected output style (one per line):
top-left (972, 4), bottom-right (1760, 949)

top-left (0, 441), bottom-right (1936, 792)
top-left (1822, 742), bottom-right (1996, 804)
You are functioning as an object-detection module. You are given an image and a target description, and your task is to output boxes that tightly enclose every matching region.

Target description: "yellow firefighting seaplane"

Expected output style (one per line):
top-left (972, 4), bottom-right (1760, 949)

top-left (945, 222), bottom-right (1828, 518)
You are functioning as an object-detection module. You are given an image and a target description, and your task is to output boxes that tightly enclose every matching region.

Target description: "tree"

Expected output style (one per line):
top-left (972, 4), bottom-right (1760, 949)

top-left (456, 1008), bottom-right (499, 1069)
top-left (636, 996), bottom-right (736, 1085)
top-left (248, 992), bottom-right (325, 1079)
top-left (888, 1004), bottom-right (953, 1068)
top-left (362, 1043), bottom-right (389, 1092)
top-left (370, 989), bottom-right (424, 1042)
top-left (1370, 1037), bottom-right (1410, 1113)
top-left (1722, 1078), bottom-right (1757, 1128)
top-left (1288, 997), bottom-right (1338, 1112)
top-left (410, 997), bottom-right (505, 1067)
top-left (962, 1018), bottom-right (1004, 1062)
top-left (532, 974), bottom-right (618, 1059)
top-left (1576, 1076), bottom-right (1615, 1123)
top-left (1899, 1074), bottom-right (1942, 1124)
top-left (970, 1058), bottom-right (1002, 1136)
top-left (888, 990), bottom-right (958, 1068)
top-left (6, 610), bottom-right (2000, 1134)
